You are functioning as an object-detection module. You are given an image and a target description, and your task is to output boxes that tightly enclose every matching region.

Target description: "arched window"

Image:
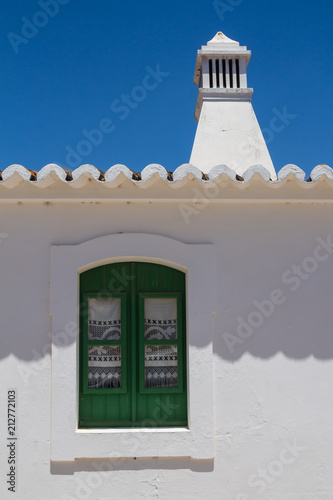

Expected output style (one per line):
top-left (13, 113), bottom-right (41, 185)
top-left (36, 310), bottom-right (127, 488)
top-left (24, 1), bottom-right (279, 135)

top-left (79, 261), bottom-right (187, 428)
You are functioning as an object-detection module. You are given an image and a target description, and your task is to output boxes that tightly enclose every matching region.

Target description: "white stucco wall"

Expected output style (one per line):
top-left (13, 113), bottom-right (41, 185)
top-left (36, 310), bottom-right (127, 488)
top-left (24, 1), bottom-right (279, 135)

top-left (1, 180), bottom-right (333, 499)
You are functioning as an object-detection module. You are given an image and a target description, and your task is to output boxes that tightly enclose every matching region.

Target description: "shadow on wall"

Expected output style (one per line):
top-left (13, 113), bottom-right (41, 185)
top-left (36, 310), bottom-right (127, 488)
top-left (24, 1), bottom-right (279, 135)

top-left (215, 231), bottom-right (333, 361)
top-left (3, 209), bottom-right (333, 362)
top-left (3, 253), bottom-right (333, 362)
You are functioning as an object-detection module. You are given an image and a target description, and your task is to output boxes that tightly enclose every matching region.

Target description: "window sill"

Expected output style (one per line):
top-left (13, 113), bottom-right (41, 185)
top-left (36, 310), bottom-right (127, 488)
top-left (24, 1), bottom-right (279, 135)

top-left (76, 427), bottom-right (190, 433)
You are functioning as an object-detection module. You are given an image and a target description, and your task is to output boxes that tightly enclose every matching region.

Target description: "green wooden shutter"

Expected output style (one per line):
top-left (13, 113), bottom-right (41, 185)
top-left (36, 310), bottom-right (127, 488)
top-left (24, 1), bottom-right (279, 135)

top-left (79, 262), bottom-right (187, 427)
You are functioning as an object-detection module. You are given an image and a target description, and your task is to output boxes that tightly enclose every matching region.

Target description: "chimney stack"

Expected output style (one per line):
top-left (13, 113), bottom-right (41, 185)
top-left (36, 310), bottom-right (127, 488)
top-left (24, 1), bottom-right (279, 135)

top-left (190, 32), bottom-right (276, 179)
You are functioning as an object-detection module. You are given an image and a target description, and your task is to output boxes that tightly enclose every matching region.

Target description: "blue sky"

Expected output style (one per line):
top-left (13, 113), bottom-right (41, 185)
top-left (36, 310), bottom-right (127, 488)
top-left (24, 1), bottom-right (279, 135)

top-left (1, 0), bottom-right (332, 176)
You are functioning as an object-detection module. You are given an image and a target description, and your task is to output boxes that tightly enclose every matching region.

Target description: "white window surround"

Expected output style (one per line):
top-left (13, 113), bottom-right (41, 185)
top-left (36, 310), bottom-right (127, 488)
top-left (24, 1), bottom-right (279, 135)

top-left (50, 233), bottom-right (215, 461)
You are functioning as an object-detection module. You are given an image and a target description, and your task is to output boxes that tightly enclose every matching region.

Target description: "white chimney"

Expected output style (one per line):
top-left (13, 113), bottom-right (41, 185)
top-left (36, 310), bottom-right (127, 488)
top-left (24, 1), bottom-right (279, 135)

top-left (190, 32), bottom-right (276, 179)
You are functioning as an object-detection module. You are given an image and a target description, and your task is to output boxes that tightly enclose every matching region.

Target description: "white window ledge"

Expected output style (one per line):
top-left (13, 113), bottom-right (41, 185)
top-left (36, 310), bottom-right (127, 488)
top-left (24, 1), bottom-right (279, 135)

top-left (50, 234), bottom-right (215, 461)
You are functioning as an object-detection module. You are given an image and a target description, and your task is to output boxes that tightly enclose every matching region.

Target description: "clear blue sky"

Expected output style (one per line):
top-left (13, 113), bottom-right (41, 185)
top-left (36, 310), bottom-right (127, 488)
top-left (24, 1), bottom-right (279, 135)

top-left (1, 0), bottom-right (332, 176)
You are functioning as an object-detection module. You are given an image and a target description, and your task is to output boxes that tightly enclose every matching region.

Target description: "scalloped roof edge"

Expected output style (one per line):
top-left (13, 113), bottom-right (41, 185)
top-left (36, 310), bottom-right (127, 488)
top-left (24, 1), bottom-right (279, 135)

top-left (0, 163), bottom-right (332, 186)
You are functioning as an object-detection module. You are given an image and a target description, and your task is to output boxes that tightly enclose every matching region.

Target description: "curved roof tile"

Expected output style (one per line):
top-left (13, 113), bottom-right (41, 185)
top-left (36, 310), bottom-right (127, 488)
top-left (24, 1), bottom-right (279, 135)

top-left (0, 163), bottom-right (333, 188)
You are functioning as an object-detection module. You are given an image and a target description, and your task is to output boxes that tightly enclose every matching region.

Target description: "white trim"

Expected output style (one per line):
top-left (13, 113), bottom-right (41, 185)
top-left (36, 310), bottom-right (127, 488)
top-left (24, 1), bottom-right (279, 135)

top-left (50, 233), bottom-right (215, 460)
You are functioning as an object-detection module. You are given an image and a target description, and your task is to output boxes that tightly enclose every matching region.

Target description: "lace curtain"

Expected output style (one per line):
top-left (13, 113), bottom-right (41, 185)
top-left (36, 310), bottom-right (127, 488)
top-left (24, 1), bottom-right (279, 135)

top-left (144, 298), bottom-right (177, 340)
top-left (144, 298), bottom-right (178, 388)
top-left (88, 298), bottom-right (121, 340)
top-left (86, 297), bottom-right (179, 389)
top-left (87, 298), bottom-right (121, 388)
top-left (88, 345), bottom-right (121, 388)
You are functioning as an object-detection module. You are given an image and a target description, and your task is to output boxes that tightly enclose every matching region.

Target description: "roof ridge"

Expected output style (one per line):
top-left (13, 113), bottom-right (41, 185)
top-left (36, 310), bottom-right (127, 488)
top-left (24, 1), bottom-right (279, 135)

top-left (0, 163), bottom-right (332, 187)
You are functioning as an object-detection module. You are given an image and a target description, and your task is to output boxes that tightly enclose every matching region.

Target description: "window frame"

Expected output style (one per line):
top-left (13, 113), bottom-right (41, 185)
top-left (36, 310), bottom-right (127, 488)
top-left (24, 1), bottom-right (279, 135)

top-left (50, 233), bottom-right (215, 461)
top-left (79, 267), bottom-right (187, 428)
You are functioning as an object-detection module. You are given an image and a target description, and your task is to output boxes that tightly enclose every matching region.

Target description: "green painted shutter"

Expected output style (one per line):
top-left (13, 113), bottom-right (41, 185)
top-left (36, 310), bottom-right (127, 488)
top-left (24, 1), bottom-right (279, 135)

top-left (79, 262), bottom-right (187, 427)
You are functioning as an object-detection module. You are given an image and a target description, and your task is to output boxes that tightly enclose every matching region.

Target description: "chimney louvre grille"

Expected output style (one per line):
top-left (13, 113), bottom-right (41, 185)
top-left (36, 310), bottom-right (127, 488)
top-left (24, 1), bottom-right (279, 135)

top-left (204, 58), bottom-right (241, 89)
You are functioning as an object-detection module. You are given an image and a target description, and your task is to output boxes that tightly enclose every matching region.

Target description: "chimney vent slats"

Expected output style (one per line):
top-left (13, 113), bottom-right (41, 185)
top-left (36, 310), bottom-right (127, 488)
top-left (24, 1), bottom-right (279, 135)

top-left (236, 59), bottom-right (240, 88)
top-left (229, 59), bottom-right (234, 88)
top-left (225, 59), bottom-right (230, 88)
top-left (212, 59), bottom-right (217, 88)
top-left (222, 59), bottom-right (227, 88)
top-left (209, 59), bottom-right (213, 88)
top-left (215, 59), bottom-right (220, 88)
top-left (199, 54), bottom-right (248, 89)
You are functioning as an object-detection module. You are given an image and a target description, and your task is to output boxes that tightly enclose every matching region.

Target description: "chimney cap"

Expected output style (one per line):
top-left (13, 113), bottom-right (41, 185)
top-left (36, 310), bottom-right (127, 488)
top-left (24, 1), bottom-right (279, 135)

top-left (193, 31), bottom-right (251, 85)
top-left (207, 31), bottom-right (239, 47)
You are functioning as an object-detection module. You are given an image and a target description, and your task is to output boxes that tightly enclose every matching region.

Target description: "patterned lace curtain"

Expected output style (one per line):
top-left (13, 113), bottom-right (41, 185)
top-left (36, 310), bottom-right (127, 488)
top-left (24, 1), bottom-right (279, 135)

top-left (88, 298), bottom-right (121, 340)
top-left (144, 298), bottom-right (177, 340)
top-left (88, 346), bottom-right (121, 389)
top-left (87, 298), bottom-right (121, 388)
top-left (144, 298), bottom-right (178, 388)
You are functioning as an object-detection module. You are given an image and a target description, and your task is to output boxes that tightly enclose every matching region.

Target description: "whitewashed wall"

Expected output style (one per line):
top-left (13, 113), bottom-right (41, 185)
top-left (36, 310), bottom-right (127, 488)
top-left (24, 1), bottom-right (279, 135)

top-left (1, 190), bottom-right (333, 499)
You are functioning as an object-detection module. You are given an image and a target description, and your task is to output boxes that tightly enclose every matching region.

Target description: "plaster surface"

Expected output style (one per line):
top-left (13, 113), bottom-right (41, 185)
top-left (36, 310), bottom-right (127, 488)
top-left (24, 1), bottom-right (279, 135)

top-left (1, 199), bottom-right (333, 498)
top-left (190, 99), bottom-right (276, 178)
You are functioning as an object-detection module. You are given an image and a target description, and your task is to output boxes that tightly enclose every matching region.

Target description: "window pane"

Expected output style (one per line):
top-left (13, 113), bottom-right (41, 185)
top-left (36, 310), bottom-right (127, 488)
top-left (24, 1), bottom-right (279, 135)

top-left (88, 298), bottom-right (121, 340)
top-left (144, 298), bottom-right (177, 340)
top-left (145, 345), bottom-right (178, 388)
top-left (88, 345), bottom-right (121, 388)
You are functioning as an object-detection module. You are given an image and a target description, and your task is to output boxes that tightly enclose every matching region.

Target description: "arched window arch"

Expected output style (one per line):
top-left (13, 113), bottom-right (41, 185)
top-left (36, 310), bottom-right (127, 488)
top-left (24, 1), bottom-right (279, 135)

top-left (79, 261), bottom-right (187, 428)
